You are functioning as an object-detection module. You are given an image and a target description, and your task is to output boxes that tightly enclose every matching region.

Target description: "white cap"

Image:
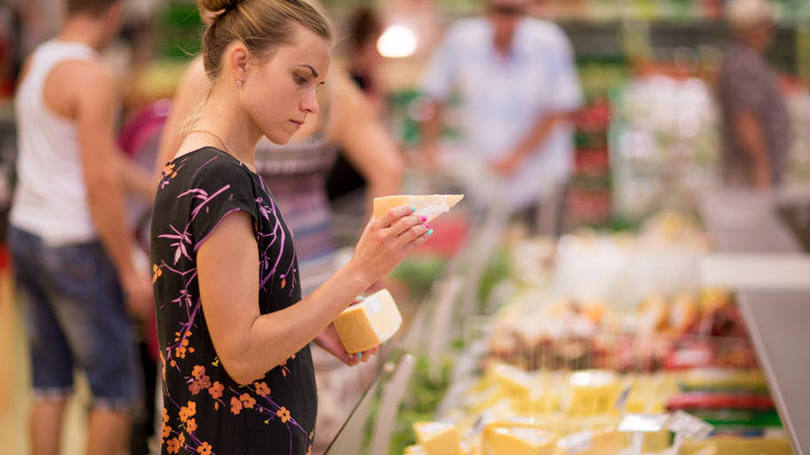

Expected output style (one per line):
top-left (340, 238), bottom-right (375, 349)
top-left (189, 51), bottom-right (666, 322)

top-left (726, 0), bottom-right (778, 30)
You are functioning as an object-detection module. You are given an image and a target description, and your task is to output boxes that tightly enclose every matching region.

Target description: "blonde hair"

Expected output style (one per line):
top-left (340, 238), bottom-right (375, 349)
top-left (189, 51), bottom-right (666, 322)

top-left (197, 0), bottom-right (333, 80)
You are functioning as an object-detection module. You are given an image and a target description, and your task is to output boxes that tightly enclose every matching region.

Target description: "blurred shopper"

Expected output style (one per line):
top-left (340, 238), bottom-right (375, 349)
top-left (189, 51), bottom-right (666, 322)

top-left (8, 1), bottom-right (153, 454)
top-left (156, 54), bottom-right (404, 455)
top-left (326, 7), bottom-right (386, 206)
top-left (718, 0), bottom-right (789, 189)
top-left (419, 0), bottom-right (582, 234)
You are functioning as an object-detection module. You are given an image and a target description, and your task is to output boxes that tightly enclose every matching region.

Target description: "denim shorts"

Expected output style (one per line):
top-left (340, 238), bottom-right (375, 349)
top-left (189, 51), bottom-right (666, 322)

top-left (8, 226), bottom-right (142, 411)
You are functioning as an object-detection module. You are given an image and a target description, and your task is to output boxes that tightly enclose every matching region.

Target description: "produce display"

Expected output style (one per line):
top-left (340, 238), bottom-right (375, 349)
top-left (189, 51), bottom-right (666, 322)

top-left (398, 213), bottom-right (792, 455)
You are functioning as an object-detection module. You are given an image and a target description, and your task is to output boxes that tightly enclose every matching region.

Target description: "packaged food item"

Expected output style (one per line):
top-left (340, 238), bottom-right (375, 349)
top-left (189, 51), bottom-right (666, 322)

top-left (333, 289), bottom-right (402, 354)
top-left (413, 422), bottom-right (461, 455)
top-left (482, 421), bottom-right (558, 455)
top-left (554, 430), bottom-right (628, 455)
top-left (373, 194), bottom-right (464, 222)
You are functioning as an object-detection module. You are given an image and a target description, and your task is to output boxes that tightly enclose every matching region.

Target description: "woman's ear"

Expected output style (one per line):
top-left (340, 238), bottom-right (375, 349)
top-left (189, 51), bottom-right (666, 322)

top-left (227, 44), bottom-right (250, 86)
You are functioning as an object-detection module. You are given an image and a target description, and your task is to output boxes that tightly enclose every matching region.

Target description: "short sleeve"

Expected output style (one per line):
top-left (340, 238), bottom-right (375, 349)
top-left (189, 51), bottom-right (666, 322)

top-left (421, 24), bottom-right (464, 101)
top-left (188, 158), bottom-right (259, 253)
top-left (722, 53), bottom-right (765, 112)
top-left (546, 26), bottom-right (583, 112)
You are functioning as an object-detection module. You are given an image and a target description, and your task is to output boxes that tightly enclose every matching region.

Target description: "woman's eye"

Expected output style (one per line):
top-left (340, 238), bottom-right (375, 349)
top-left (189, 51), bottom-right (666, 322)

top-left (294, 74), bottom-right (308, 85)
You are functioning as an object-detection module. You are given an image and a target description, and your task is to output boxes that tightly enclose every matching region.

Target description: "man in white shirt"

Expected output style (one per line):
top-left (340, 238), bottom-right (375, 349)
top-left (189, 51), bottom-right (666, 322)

top-left (420, 0), bottom-right (582, 234)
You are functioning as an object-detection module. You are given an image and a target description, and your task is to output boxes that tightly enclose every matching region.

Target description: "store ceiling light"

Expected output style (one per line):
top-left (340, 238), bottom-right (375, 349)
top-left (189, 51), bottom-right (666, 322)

top-left (377, 25), bottom-right (417, 58)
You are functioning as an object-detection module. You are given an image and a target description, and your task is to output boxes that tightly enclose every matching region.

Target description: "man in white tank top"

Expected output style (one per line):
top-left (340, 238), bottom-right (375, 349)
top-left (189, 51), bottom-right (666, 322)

top-left (8, 1), bottom-right (152, 454)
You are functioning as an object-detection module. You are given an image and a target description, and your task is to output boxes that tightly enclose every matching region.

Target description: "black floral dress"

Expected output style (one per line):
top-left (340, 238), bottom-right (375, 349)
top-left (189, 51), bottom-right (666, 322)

top-left (151, 147), bottom-right (317, 455)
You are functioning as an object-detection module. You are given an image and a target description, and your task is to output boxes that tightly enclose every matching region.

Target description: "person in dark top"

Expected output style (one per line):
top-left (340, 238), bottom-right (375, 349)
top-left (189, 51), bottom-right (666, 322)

top-left (718, 0), bottom-right (789, 188)
top-left (326, 6), bottom-right (385, 203)
top-left (150, 1), bottom-right (432, 454)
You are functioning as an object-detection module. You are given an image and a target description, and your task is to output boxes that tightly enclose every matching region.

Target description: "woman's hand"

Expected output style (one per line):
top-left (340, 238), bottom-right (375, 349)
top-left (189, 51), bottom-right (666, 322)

top-left (315, 323), bottom-right (381, 366)
top-left (348, 205), bottom-right (432, 284)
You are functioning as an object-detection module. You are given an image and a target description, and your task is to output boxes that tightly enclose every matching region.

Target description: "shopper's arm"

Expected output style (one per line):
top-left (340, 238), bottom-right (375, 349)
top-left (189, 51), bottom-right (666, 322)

top-left (326, 74), bottom-right (404, 214)
top-left (491, 111), bottom-right (570, 176)
top-left (735, 109), bottom-right (772, 189)
top-left (418, 99), bottom-right (444, 171)
top-left (115, 153), bottom-right (155, 201)
top-left (197, 206), bottom-right (429, 385)
top-left (154, 57), bottom-right (210, 181)
top-left (76, 63), bottom-right (152, 318)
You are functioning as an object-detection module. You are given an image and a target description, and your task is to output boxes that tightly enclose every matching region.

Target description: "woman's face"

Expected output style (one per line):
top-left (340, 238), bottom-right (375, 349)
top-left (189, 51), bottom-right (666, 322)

top-left (241, 25), bottom-right (331, 145)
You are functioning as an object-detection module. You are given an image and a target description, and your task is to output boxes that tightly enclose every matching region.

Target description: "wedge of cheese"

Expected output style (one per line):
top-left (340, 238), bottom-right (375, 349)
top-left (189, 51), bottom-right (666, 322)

top-left (373, 194), bottom-right (464, 222)
top-left (554, 430), bottom-right (628, 455)
top-left (334, 289), bottom-right (402, 354)
top-left (483, 423), bottom-right (557, 455)
top-left (413, 422), bottom-right (461, 455)
top-left (404, 445), bottom-right (427, 455)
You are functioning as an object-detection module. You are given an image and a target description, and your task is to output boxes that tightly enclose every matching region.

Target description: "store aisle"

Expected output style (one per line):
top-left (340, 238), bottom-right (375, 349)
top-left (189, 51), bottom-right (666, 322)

top-left (0, 269), bottom-right (92, 455)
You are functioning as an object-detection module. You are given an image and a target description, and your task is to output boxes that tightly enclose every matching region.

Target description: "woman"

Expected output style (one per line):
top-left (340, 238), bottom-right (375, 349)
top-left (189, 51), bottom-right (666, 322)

top-left (150, 1), bottom-right (430, 453)
top-left (155, 6), bottom-right (405, 453)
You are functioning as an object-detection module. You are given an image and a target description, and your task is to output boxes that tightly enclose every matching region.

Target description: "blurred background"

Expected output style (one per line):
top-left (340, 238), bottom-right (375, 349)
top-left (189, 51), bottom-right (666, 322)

top-left (2, 0), bottom-right (810, 454)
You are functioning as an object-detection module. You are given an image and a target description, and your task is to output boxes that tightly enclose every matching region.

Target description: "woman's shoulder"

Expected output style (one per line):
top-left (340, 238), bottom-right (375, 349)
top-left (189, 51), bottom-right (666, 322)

top-left (170, 147), bottom-right (255, 185)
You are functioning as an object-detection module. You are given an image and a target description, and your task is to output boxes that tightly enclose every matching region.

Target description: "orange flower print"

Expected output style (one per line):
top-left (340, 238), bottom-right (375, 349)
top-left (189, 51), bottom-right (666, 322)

top-left (162, 408), bottom-right (169, 424)
top-left (175, 346), bottom-right (187, 359)
top-left (189, 366), bottom-right (211, 395)
top-left (192, 365), bottom-right (206, 379)
top-left (178, 433), bottom-right (186, 450)
top-left (239, 393), bottom-right (256, 409)
top-left (166, 437), bottom-right (181, 454)
top-left (254, 381), bottom-right (270, 397)
top-left (179, 401), bottom-right (196, 422)
top-left (276, 406), bottom-right (291, 423)
top-left (197, 442), bottom-right (212, 455)
top-left (208, 381), bottom-right (223, 400)
top-left (152, 264), bottom-right (163, 283)
top-left (186, 418), bottom-right (197, 433)
top-left (230, 396), bottom-right (243, 415)
top-left (161, 423), bottom-right (172, 440)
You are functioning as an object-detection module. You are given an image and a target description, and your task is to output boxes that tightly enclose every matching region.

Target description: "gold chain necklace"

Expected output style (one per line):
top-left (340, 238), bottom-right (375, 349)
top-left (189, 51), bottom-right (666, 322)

top-left (187, 129), bottom-right (256, 173)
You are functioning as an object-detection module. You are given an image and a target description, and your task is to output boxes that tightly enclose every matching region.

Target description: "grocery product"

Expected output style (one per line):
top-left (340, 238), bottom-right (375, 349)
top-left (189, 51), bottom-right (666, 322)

top-left (554, 430), bottom-right (628, 455)
top-left (413, 422), bottom-right (461, 455)
top-left (482, 422), bottom-right (557, 455)
top-left (333, 289), bottom-right (402, 354)
top-left (373, 194), bottom-right (464, 222)
top-left (678, 437), bottom-right (794, 455)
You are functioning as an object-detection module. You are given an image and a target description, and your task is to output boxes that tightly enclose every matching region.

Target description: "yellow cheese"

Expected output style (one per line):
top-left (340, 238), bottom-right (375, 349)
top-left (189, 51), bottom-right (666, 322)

top-left (334, 289), bottom-right (402, 354)
top-left (373, 194), bottom-right (464, 222)
top-left (404, 445), bottom-right (427, 455)
top-left (483, 423), bottom-right (557, 455)
top-left (554, 430), bottom-right (628, 455)
top-left (413, 422), bottom-right (461, 455)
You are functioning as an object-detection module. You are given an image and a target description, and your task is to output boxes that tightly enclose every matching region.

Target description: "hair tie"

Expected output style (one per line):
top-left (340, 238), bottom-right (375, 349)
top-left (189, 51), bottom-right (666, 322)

top-left (205, 8), bottom-right (228, 23)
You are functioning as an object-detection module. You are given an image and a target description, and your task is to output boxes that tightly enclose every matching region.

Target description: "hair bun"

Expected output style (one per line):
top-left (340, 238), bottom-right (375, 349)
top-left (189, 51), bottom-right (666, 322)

top-left (198, 0), bottom-right (242, 16)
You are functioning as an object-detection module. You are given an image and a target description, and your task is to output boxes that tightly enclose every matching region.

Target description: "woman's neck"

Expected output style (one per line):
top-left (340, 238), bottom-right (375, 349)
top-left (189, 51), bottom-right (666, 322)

top-left (196, 85), bottom-right (261, 169)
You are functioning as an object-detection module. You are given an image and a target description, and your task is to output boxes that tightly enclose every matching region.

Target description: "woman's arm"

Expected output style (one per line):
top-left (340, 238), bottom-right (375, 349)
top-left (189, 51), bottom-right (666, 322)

top-left (154, 57), bottom-right (210, 181)
top-left (326, 73), bottom-right (405, 214)
top-left (197, 205), bottom-right (429, 385)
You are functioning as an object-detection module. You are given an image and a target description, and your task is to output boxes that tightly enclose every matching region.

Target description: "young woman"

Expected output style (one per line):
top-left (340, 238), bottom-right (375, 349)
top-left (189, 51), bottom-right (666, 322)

top-left (150, 1), bottom-right (430, 453)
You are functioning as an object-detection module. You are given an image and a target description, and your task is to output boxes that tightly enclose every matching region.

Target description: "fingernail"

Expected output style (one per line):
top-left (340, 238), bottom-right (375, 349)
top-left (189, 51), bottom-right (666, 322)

top-left (410, 206), bottom-right (417, 212)
top-left (425, 224), bottom-right (431, 229)
top-left (356, 295), bottom-right (364, 301)
top-left (421, 216), bottom-right (427, 222)
top-left (357, 352), bottom-right (363, 359)
top-left (427, 229), bottom-right (434, 236)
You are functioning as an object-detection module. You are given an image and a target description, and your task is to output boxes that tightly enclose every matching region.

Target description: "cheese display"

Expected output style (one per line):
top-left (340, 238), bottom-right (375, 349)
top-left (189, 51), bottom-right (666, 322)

top-left (373, 194), bottom-right (464, 222)
top-left (482, 422), bottom-right (557, 455)
top-left (413, 422), bottom-right (461, 455)
top-left (333, 289), bottom-right (402, 354)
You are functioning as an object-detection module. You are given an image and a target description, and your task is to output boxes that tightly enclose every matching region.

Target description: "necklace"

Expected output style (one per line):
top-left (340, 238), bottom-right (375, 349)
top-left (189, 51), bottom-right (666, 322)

top-left (187, 129), bottom-right (256, 173)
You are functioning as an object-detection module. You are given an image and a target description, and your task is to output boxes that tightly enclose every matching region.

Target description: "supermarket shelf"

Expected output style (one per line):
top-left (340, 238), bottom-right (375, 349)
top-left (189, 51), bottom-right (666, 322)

top-left (738, 291), bottom-right (810, 455)
top-left (700, 189), bottom-right (810, 455)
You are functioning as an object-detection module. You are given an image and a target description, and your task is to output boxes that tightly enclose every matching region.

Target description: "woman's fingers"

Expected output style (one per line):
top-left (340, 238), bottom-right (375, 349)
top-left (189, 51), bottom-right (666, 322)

top-left (373, 205), bottom-right (414, 229)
